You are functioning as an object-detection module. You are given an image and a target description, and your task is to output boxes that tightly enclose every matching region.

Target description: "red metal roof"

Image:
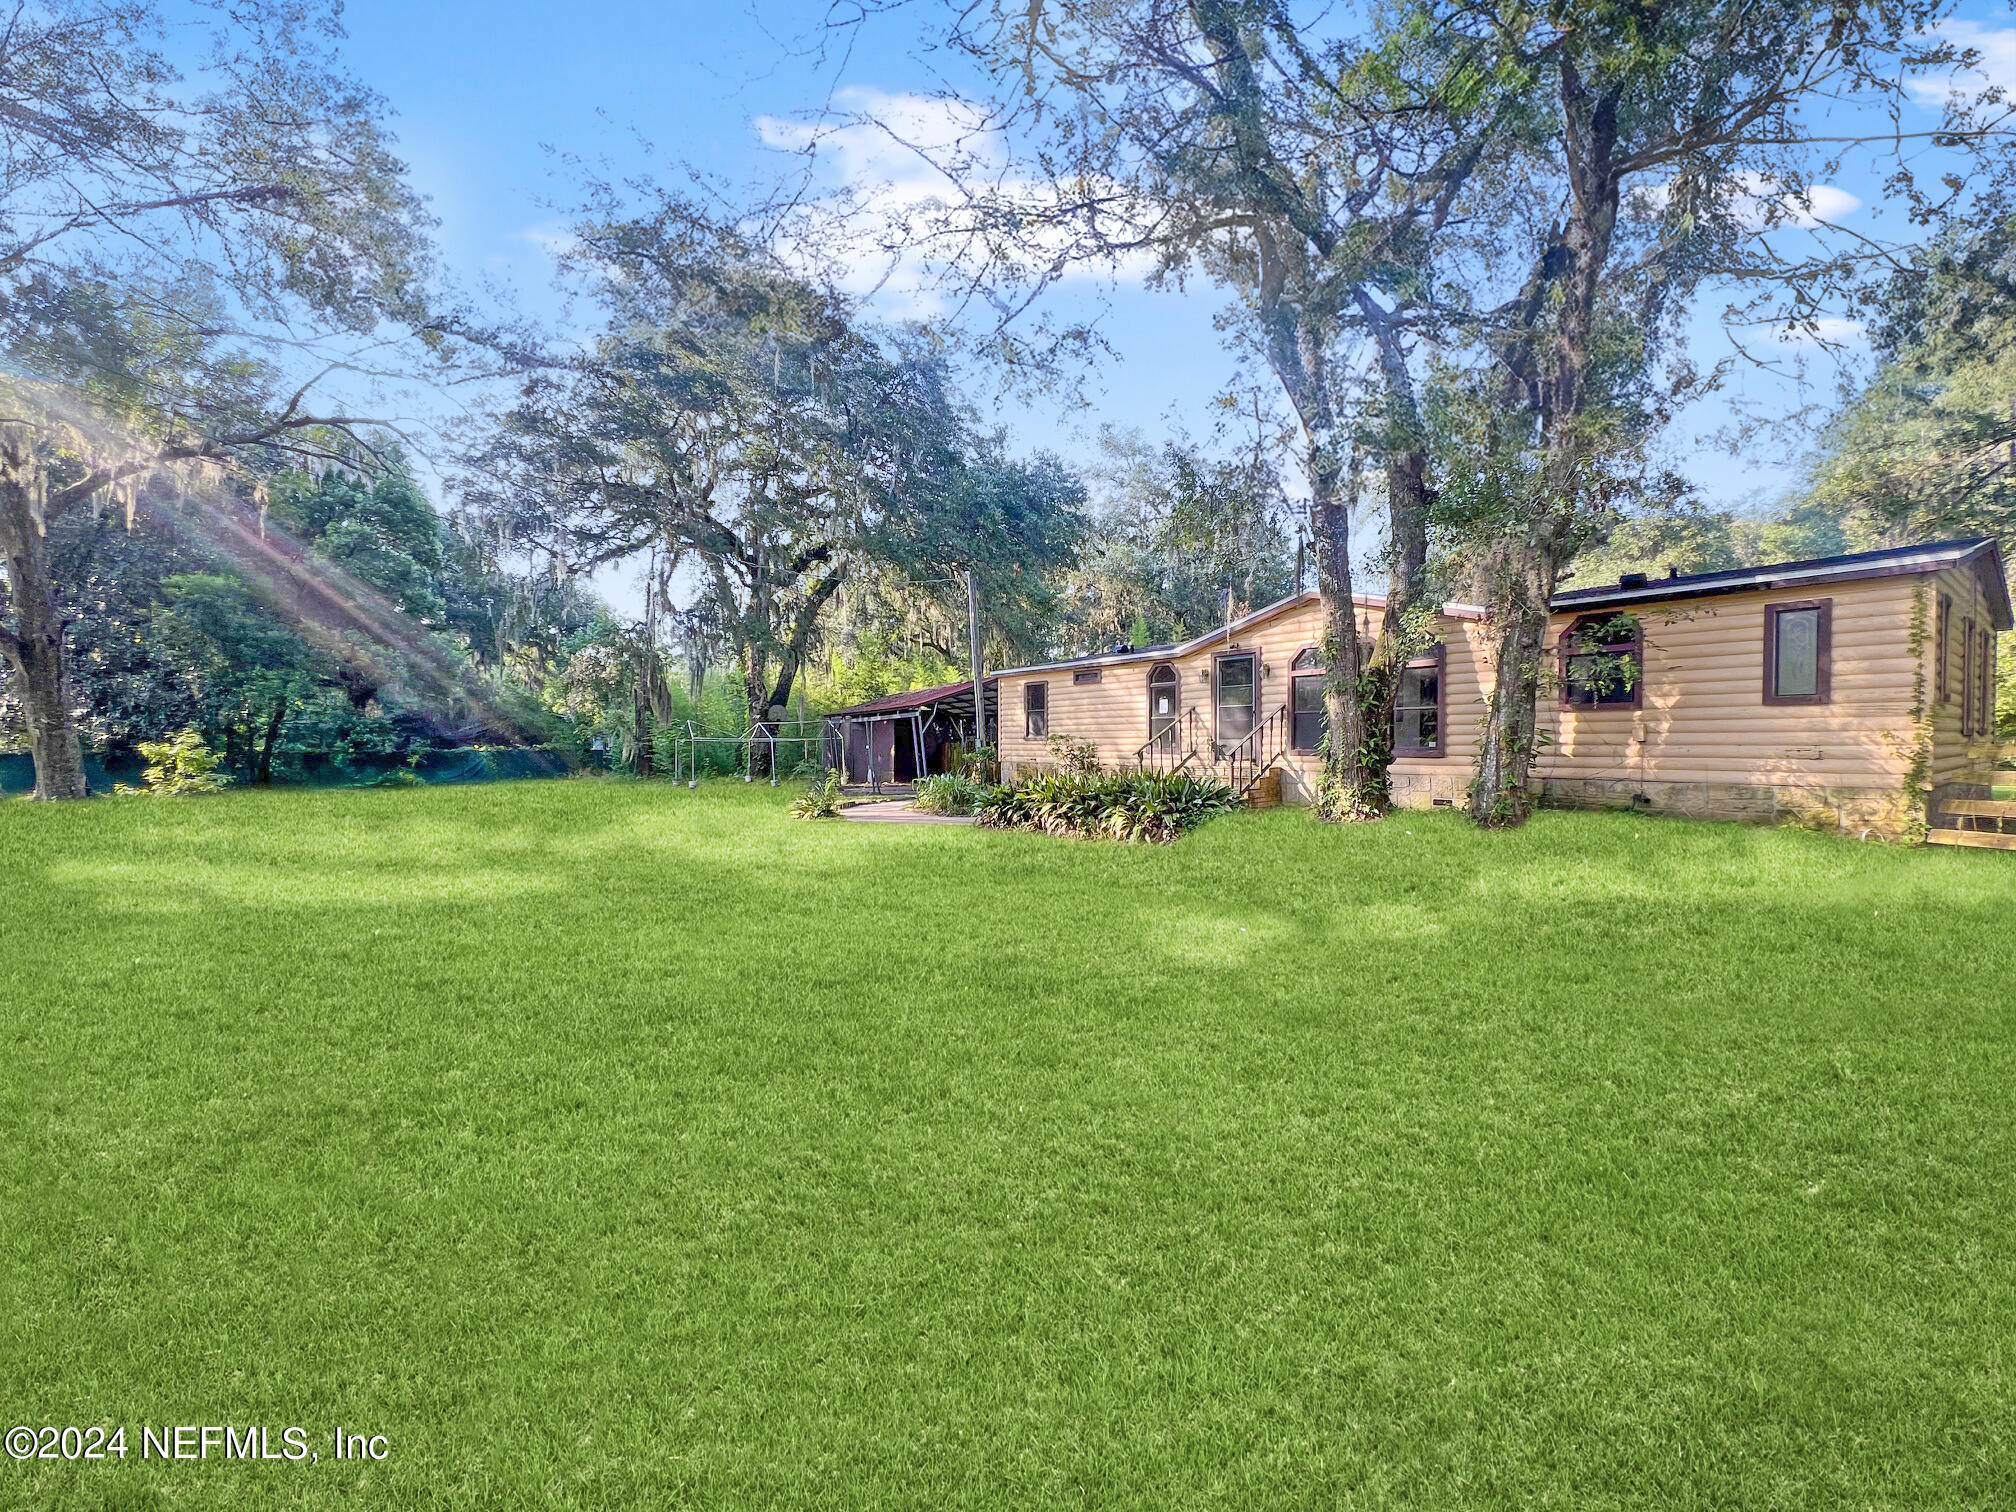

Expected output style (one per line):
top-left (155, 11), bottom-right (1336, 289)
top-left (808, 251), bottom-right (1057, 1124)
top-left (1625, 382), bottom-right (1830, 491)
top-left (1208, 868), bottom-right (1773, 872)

top-left (825, 678), bottom-right (995, 718)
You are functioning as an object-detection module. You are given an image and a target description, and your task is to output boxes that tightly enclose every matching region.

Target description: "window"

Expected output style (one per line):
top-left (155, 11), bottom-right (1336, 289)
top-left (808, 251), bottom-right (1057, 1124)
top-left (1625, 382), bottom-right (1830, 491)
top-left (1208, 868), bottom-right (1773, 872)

top-left (1394, 645), bottom-right (1445, 756)
top-left (1764, 599), bottom-right (1831, 705)
top-left (1984, 630), bottom-right (1998, 737)
top-left (1073, 667), bottom-right (1102, 685)
top-left (1936, 594), bottom-right (1954, 703)
top-left (1561, 614), bottom-right (1642, 708)
top-left (1291, 672), bottom-right (1325, 752)
top-left (1147, 663), bottom-right (1179, 751)
top-left (1023, 681), bottom-right (1048, 739)
top-left (1291, 646), bottom-right (1322, 672)
top-left (1961, 617), bottom-right (1976, 737)
top-left (1965, 623), bottom-right (1995, 739)
top-left (1215, 653), bottom-right (1256, 743)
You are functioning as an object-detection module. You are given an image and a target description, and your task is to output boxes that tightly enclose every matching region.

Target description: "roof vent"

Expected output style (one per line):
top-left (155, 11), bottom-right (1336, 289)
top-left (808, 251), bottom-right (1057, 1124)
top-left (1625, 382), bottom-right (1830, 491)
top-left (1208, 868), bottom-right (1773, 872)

top-left (1667, 565), bottom-right (1681, 579)
top-left (1619, 571), bottom-right (1649, 588)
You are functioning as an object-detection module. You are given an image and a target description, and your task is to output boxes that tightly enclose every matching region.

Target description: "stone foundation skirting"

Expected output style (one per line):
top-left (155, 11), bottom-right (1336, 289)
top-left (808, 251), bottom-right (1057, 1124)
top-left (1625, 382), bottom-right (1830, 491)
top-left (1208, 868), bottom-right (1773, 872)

top-left (1524, 776), bottom-right (1913, 838)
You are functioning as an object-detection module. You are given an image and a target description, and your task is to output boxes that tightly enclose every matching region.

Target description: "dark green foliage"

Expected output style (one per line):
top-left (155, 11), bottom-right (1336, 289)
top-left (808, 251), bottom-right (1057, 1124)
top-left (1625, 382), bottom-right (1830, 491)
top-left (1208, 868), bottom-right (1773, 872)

top-left (788, 768), bottom-right (844, 819)
top-left (912, 772), bottom-right (986, 815)
top-left (978, 768), bottom-right (1238, 843)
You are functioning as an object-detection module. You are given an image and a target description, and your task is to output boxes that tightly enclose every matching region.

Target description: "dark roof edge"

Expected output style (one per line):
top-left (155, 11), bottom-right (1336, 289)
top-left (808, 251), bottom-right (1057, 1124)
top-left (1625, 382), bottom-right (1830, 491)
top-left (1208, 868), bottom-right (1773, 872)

top-left (824, 678), bottom-right (995, 718)
top-left (1553, 537), bottom-right (2012, 630)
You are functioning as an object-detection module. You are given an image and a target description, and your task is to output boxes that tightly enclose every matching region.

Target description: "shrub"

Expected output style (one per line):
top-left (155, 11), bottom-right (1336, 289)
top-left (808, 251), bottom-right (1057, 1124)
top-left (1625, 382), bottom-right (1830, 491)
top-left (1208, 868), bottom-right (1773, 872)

top-left (789, 768), bottom-right (844, 820)
top-left (120, 729), bottom-right (231, 796)
top-left (914, 772), bottom-right (985, 815)
top-left (958, 744), bottom-right (998, 783)
top-left (1045, 732), bottom-right (1102, 775)
top-left (977, 769), bottom-right (1236, 844)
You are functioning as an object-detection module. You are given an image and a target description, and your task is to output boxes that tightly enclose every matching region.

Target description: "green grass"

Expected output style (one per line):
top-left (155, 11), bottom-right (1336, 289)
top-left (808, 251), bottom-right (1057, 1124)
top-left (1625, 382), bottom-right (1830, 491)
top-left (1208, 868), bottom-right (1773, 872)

top-left (3, 780), bottom-right (2014, 1509)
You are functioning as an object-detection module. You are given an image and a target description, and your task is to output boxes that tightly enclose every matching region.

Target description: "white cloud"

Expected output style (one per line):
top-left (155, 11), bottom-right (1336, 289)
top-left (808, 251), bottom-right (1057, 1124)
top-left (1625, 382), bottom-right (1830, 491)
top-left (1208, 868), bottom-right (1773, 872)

top-left (1906, 20), bottom-right (2016, 106)
top-left (1773, 316), bottom-right (1866, 348)
top-left (754, 87), bottom-right (1159, 320)
top-left (1632, 173), bottom-right (1861, 230)
top-left (517, 222), bottom-right (581, 263)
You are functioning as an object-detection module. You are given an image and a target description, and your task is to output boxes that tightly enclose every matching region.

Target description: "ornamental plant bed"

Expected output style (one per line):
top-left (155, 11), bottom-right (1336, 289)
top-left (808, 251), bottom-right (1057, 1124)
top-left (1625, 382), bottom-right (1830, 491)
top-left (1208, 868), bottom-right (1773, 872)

top-left (977, 768), bottom-right (1238, 843)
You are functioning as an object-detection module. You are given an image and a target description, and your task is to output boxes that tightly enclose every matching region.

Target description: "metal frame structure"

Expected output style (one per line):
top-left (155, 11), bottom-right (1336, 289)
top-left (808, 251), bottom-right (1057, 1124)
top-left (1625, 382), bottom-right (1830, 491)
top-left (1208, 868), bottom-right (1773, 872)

top-left (670, 719), bottom-right (834, 788)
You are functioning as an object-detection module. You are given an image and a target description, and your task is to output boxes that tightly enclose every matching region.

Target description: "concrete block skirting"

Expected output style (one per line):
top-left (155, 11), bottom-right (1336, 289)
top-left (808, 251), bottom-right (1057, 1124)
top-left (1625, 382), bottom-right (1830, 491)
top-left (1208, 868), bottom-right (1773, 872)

top-left (1520, 776), bottom-right (1914, 839)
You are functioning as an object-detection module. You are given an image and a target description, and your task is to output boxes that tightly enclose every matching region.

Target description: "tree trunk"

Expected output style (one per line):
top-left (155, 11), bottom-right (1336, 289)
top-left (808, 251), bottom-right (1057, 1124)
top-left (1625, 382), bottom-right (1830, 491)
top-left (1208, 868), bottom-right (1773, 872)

top-left (1310, 442), bottom-right (1374, 819)
top-left (633, 667), bottom-right (654, 778)
top-left (255, 696), bottom-right (286, 784)
top-left (1468, 540), bottom-right (1558, 827)
top-left (0, 442), bottom-right (88, 799)
top-left (1359, 445), bottom-right (1435, 810)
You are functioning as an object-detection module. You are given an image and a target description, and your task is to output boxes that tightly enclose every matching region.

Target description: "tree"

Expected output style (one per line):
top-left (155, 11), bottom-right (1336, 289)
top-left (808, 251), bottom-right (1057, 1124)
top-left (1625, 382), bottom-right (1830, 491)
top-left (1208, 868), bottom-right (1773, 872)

top-left (460, 195), bottom-right (982, 736)
top-left (0, 0), bottom-right (433, 798)
top-left (1440, 0), bottom-right (1996, 825)
top-left (1803, 213), bottom-right (2016, 553)
top-left (1062, 429), bottom-right (1293, 651)
top-left (864, 438), bottom-right (1089, 667)
top-left (839, 0), bottom-right (1516, 814)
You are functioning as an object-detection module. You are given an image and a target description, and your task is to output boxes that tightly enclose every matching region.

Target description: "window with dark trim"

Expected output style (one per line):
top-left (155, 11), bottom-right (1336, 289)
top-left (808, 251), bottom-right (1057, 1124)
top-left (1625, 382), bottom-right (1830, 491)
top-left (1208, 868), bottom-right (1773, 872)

top-left (1214, 652), bottom-right (1256, 743)
top-left (1394, 644), bottom-right (1446, 756)
top-left (1961, 617), bottom-right (1976, 736)
top-left (1291, 646), bottom-right (1322, 672)
top-left (1291, 671), bottom-right (1325, 752)
top-left (1147, 663), bottom-right (1179, 751)
top-left (1936, 593), bottom-right (1954, 703)
top-left (1561, 613), bottom-right (1642, 708)
top-left (1764, 599), bottom-right (1832, 705)
top-left (1073, 668), bottom-right (1102, 685)
top-left (1980, 628), bottom-right (1997, 737)
top-left (1023, 681), bottom-right (1048, 739)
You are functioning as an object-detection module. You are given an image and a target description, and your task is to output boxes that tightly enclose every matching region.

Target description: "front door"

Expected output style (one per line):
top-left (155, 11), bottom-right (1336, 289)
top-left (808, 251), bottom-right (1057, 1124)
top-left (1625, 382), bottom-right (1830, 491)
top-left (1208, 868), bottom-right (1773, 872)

top-left (1149, 666), bottom-right (1179, 751)
top-left (1215, 653), bottom-right (1256, 746)
top-left (870, 721), bottom-right (896, 784)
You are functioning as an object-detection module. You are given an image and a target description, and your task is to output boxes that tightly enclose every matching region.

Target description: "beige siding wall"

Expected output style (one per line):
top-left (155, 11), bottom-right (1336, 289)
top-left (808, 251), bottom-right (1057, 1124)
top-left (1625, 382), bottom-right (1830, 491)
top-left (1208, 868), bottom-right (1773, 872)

top-left (1926, 560), bottom-right (2005, 785)
top-left (1535, 575), bottom-right (1919, 790)
top-left (997, 570), bottom-right (1962, 834)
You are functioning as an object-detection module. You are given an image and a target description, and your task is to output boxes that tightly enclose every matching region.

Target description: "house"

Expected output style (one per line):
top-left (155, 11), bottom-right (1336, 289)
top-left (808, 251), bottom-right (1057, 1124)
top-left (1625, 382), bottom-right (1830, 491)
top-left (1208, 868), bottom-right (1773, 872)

top-left (823, 678), bottom-right (995, 789)
top-left (991, 538), bottom-right (2011, 840)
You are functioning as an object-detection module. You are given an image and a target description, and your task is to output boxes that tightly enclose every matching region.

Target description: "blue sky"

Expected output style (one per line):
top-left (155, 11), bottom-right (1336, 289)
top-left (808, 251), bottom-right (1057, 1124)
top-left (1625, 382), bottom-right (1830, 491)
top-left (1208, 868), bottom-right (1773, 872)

top-left (337, 1), bottom-right (2016, 611)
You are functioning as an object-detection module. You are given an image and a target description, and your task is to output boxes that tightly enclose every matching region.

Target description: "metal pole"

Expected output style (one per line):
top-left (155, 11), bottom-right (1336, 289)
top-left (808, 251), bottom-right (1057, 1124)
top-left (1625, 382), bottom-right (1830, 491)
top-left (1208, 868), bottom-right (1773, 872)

top-left (966, 568), bottom-right (986, 754)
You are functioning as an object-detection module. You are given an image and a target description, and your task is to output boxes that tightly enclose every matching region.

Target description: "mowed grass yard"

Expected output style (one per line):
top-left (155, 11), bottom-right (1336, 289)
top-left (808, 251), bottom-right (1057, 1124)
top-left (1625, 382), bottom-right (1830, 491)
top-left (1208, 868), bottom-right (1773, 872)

top-left (3, 780), bottom-right (2014, 1510)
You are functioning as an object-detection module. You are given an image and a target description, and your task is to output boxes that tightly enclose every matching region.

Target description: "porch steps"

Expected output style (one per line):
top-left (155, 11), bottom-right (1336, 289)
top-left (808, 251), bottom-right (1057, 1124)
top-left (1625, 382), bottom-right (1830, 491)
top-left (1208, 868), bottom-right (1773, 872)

top-left (1926, 828), bottom-right (2016, 851)
top-left (1941, 798), bottom-right (2016, 820)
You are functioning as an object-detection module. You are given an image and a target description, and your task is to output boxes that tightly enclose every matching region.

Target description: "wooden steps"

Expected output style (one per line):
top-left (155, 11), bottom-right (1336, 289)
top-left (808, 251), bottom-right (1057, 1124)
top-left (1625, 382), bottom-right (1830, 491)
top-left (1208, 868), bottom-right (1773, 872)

top-left (1942, 798), bottom-right (2016, 820)
top-left (1926, 828), bottom-right (2016, 851)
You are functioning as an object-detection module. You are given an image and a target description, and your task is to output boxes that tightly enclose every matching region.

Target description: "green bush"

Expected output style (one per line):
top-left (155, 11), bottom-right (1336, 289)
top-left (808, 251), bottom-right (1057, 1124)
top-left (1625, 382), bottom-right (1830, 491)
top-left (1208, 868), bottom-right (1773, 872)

top-left (120, 729), bottom-right (232, 796)
top-left (1044, 732), bottom-right (1102, 775)
top-left (789, 769), bottom-right (844, 820)
top-left (977, 769), bottom-right (1237, 844)
top-left (914, 773), bottom-right (986, 816)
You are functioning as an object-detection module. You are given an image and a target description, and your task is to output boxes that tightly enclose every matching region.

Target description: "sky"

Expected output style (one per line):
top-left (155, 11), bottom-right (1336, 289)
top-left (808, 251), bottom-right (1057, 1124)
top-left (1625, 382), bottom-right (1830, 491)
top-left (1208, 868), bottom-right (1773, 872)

top-left (334, 0), bottom-right (2016, 615)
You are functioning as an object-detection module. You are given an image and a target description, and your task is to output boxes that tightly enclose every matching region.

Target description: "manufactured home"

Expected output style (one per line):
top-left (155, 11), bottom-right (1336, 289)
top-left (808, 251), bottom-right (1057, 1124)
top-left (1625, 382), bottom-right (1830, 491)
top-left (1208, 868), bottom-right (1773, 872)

top-left (992, 538), bottom-right (2011, 841)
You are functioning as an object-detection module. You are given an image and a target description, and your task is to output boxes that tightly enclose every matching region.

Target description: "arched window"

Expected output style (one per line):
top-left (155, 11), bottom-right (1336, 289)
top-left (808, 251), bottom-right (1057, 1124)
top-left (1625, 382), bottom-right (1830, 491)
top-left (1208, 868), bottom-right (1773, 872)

top-left (1291, 646), bottom-right (1322, 671)
top-left (1147, 663), bottom-right (1180, 751)
top-left (1561, 613), bottom-right (1642, 708)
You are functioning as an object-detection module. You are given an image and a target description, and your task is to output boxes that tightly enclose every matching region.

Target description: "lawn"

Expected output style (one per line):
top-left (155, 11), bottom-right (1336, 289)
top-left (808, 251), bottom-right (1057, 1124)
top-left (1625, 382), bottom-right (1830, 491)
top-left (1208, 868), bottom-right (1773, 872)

top-left (2, 780), bottom-right (2013, 1509)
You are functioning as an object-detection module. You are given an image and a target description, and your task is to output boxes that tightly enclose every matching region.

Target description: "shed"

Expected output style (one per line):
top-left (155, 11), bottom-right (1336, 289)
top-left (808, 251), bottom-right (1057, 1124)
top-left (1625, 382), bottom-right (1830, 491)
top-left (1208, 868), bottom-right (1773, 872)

top-left (823, 679), bottom-right (997, 788)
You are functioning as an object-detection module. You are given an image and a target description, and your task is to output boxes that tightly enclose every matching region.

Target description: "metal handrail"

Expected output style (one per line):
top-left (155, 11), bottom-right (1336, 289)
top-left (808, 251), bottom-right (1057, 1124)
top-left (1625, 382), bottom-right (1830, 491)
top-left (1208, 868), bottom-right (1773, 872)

top-left (1134, 706), bottom-right (1204, 773)
top-left (1221, 704), bottom-right (1290, 796)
